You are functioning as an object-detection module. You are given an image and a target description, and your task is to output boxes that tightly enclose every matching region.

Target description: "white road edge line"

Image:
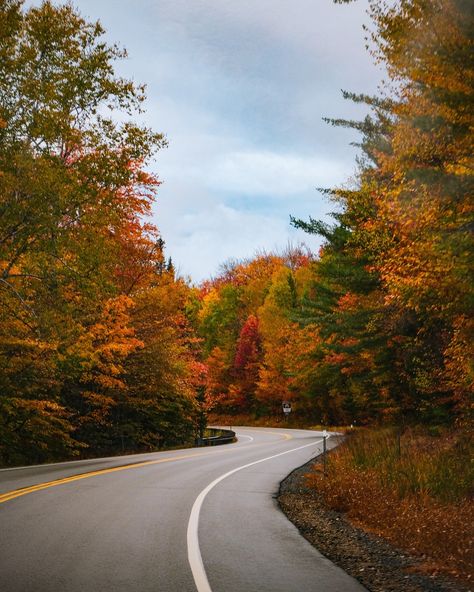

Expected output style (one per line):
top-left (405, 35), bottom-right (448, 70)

top-left (187, 437), bottom-right (323, 592)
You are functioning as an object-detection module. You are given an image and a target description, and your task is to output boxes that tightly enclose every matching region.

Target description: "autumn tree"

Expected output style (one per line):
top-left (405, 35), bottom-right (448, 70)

top-left (291, 0), bottom-right (473, 424)
top-left (117, 276), bottom-right (199, 451)
top-left (256, 267), bottom-right (300, 414)
top-left (367, 0), bottom-right (474, 411)
top-left (0, 1), bottom-right (199, 464)
top-left (223, 314), bottom-right (261, 411)
top-left (196, 250), bottom-right (314, 418)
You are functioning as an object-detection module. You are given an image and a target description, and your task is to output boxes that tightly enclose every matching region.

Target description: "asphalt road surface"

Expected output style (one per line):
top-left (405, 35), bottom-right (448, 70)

top-left (0, 427), bottom-right (366, 592)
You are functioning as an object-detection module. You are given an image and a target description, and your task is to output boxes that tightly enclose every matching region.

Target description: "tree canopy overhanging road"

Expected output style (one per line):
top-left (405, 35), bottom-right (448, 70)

top-left (0, 428), bottom-right (366, 592)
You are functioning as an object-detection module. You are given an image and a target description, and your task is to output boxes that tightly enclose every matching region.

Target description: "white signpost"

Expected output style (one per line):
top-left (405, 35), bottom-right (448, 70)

top-left (322, 430), bottom-right (328, 476)
top-left (282, 402), bottom-right (292, 418)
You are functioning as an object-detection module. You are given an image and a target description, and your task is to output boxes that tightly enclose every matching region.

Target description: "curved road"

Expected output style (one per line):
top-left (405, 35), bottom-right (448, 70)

top-left (0, 427), bottom-right (365, 592)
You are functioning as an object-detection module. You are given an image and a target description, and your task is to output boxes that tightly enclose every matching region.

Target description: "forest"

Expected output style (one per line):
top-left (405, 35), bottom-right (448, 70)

top-left (0, 0), bottom-right (472, 467)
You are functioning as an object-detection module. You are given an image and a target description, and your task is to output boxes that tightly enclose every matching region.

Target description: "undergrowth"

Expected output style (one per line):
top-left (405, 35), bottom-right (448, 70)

top-left (207, 413), bottom-right (348, 432)
top-left (306, 427), bottom-right (473, 582)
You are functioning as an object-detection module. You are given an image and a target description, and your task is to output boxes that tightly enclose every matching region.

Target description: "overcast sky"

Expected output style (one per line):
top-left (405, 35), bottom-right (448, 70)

top-left (36, 0), bottom-right (383, 282)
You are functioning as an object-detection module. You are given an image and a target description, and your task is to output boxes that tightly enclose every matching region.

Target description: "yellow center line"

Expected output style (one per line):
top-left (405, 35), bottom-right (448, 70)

top-left (0, 451), bottom-right (212, 505)
top-left (265, 431), bottom-right (293, 441)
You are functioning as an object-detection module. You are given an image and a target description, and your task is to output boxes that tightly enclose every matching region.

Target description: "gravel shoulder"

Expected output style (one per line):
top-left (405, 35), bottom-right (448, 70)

top-left (278, 456), bottom-right (471, 592)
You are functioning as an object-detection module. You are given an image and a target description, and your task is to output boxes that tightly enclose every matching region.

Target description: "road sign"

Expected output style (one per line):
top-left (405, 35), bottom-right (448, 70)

top-left (282, 402), bottom-right (292, 414)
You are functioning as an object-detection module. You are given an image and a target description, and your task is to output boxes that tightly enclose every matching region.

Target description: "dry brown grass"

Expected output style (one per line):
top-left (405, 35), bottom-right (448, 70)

top-left (306, 427), bottom-right (473, 583)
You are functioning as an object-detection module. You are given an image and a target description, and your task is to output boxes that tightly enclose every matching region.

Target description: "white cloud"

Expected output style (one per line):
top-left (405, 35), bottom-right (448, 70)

top-left (26, 0), bottom-right (381, 281)
top-left (209, 150), bottom-right (347, 197)
top-left (164, 203), bottom-right (322, 283)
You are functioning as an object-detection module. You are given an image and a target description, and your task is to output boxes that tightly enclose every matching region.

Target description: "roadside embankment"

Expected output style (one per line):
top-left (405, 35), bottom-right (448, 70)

top-left (279, 427), bottom-right (472, 592)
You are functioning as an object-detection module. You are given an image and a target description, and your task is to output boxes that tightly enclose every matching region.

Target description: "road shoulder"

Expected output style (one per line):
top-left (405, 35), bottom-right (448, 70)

top-left (278, 458), bottom-right (470, 592)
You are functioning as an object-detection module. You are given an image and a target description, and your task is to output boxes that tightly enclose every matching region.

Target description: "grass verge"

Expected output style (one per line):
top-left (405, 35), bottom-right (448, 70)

top-left (306, 427), bottom-right (473, 583)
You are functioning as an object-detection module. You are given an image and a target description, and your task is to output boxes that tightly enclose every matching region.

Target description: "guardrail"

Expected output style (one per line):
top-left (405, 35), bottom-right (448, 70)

top-left (195, 428), bottom-right (236, 447)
